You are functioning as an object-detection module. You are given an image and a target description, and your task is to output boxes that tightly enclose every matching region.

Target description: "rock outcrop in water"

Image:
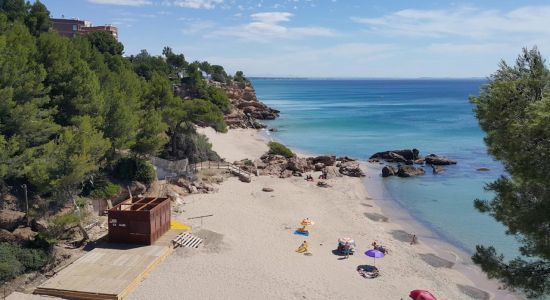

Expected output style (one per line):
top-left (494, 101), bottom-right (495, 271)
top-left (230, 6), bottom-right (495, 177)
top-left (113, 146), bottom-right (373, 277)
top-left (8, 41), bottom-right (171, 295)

top-left (211, 81), bottom-right (280, 129)
top-left (369, 149), bottom-right (420, 164)
top-left (371, 149), bottom-right (456, 178)
top-left (425, 154), bottom-right (457, 165)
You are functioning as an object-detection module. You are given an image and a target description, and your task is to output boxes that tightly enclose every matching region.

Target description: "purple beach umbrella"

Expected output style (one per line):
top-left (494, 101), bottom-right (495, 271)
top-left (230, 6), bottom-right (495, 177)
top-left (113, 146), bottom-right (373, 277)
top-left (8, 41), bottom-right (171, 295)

top-left (365, 249), bottom-right (385, 266)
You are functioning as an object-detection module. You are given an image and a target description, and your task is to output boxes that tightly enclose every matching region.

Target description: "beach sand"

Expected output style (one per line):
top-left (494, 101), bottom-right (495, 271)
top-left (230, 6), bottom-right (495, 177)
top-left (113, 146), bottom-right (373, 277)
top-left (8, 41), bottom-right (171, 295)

top-left (128, 128), bottom-right (503, 300)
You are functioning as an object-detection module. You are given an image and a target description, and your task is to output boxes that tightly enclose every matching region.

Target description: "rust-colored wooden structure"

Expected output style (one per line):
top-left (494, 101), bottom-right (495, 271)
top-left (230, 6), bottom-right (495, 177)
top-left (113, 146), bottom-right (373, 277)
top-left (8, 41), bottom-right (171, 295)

top-left (108, 197), bottom-right (170, 245)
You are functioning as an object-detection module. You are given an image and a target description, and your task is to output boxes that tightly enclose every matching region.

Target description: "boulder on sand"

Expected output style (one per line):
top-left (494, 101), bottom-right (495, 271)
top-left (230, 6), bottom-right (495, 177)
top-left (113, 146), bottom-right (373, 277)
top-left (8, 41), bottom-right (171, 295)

top-left (287, 156), bottom-right (311, 173)
top-left (310, 155), bottom-right (336, 166)
top-left (324, 166), bottom-right (343, 179)
top-left (339, 161), bottom-right (365, 177)
top-left (262, 187), bottom-right (274, 192)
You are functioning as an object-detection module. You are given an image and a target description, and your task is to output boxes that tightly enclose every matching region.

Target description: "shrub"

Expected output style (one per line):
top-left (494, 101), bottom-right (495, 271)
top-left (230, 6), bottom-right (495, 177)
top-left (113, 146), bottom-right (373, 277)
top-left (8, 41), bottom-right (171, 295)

top-left (162, 124), bottom-right (220, 163)
top-left (51, 213), bottom-right (80, 228)
top-left (134, 159), bottom-right (156, 184)
top-left (181, 99), bottom-right (227, 133)
top-left (268, 141), bottom-right (294, 158)
top-left (0, 243), bottom-right (49, 282)
top-left (114, 157), bottom-right (156, 184)
top-left (83, 175), bottom-right (121, 199)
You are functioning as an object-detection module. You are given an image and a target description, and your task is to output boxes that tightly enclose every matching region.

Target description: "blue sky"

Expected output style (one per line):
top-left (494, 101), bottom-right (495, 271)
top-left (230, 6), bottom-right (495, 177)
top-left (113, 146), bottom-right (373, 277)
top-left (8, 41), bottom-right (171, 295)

top-left (41, 0), bottom-right (550, 78)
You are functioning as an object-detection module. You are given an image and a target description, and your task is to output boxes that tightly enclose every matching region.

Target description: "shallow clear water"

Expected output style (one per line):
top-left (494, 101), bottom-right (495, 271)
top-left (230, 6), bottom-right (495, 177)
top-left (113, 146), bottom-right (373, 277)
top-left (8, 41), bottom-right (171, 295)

top-left (252, 78), bottom-right (519, 258)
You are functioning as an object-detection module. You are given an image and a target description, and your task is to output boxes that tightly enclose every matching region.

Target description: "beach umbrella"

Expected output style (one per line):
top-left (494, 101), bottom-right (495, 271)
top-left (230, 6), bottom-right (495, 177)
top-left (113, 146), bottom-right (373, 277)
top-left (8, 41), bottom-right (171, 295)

top-left (409, 290), bottom-right (436, 300)
top-left (364, 249), bottom-right (384, 266)
top-left (300, 218), bottom-right (314, 226)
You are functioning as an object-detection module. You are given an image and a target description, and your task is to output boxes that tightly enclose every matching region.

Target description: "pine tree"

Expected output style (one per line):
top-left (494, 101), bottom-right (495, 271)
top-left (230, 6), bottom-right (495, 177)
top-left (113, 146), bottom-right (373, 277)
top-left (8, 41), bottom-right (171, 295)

top-left (470, 47), bottom-right (550, 298)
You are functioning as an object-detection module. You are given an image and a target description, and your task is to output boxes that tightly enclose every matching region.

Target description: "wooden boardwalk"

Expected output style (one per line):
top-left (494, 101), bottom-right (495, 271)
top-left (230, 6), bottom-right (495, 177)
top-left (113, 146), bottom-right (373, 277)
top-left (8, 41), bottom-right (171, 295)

top-left (34, 229), bottom-right (184, 300)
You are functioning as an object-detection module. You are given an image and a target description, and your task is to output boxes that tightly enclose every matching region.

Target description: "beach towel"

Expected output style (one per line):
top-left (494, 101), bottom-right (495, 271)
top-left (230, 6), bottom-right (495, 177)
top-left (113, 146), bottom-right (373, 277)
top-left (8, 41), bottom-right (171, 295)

top-left (294, 230), bottom-right (309, 236)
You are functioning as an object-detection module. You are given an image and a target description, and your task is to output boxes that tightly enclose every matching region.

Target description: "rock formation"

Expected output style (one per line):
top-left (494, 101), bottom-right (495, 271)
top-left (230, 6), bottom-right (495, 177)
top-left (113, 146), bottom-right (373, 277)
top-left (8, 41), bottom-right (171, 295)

top-left (425, 154), bottom-right (457, 165)
top-left (432, 165), bottom-right (445, 174)
top-left (0, 209), bottom-right (26, 231)
top-left (339, 161), bottom-right (366, 177)
top-left (382, 165), bottom-right (398, 177)
top-left (372, 149), bottom-right (456, 177)
top-left (212, 81), bottom-right (280, 129)
top-left (369, 149), bottom-right (420, 163)
top-left (397, 165), bottom-right (426, 177)
top-left (253, 154), bottom-right (364, 178)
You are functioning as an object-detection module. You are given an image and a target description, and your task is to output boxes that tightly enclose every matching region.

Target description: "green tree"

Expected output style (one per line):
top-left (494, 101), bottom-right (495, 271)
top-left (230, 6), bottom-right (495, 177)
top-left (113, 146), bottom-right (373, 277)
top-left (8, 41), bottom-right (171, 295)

top-left (20, 116), bottom-right (110, 196)
top-left (37, 32), bottom-right (105, 125)
top-left (131, 110), bottom-right (168, 156)
top-left (0, 22), bottom-right (59, 151)
top-left (129, 49), bottom-right (170, 80)
top-left (470, 47), bottom-right (550, 298)
top-left (85, 31), bottom-right (123, 56)
top-left (234, 70), bottom-right (248, 83)
top-left (0, 0), bottom-right (27, 22)
top-left (162, 46), bottom-right (186, 78)
top-left (204, 85), bottom-right (231, 113)
top-left (198, 61), bottom-right (212, 74)
top-left (210, 64), bottom-right (227, 83)
top-left (181, 99), bottom-right (227, 133)
top-left (25, 0), bottom-right (50, 36)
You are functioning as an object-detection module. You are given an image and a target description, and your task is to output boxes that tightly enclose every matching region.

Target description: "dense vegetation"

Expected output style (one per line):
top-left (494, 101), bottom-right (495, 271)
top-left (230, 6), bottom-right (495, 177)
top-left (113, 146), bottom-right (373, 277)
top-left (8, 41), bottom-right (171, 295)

top-left (470, 47), bottom-right (550, 298)
top-left (0, 242), bottom-right (49, 281)
top-left (0, 0), bottom-right (248, 282)
top-left (268, 141), bottom-right (294, 158)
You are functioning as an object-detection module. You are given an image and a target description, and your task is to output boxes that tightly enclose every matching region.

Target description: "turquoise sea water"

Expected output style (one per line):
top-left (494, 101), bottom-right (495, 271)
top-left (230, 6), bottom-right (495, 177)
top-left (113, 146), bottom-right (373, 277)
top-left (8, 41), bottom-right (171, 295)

top-left (252, 78), bottom-right (519, 259)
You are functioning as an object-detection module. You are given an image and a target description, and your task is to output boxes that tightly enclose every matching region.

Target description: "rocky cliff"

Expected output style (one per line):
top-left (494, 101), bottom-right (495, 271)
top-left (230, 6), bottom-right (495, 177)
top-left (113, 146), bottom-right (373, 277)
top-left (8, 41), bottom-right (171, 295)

top-left (211, 80), bottom-right (280, 129)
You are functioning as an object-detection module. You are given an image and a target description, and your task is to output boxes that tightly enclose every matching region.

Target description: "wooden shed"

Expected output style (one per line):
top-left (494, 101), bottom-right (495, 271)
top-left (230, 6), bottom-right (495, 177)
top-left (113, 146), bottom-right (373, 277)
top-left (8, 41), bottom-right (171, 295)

top-left (108, 197), bottom-right (171, 245)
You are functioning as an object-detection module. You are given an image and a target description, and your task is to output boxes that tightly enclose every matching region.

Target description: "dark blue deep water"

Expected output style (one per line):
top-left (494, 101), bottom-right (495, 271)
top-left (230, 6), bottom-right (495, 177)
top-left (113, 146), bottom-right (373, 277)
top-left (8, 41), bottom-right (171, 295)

top-left (252, 78), bottom-right (519, 258)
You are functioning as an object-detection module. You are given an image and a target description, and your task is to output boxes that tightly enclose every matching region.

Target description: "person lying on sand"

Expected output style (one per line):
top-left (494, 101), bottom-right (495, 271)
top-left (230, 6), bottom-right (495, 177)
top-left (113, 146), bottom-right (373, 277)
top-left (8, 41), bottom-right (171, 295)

top-left (296, 241), bottom-right (309, 253)
top-left (357, 266), bottom-right (380, 279)
top-left (372, 241), bottom-right (390, 254)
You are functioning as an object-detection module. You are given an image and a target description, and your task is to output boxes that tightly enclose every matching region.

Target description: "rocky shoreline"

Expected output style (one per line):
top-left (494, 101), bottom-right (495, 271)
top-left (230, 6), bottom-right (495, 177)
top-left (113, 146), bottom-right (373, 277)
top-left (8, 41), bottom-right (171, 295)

top-left (211, 80), bottom-right (280, 129)
top-left (234, 154), bottom-right (365, 179)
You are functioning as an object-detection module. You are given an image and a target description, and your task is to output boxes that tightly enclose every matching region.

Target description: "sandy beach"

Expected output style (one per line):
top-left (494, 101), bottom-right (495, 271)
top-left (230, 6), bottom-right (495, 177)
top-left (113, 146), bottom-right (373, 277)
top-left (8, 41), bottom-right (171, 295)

top-left (129, 128), bottom-right (510, 300)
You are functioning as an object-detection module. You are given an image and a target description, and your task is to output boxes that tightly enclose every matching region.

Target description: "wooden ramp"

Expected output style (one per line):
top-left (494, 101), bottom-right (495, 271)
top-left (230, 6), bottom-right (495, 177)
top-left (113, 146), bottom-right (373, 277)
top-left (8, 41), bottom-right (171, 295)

top-left (34, 229), bottom-right (183, 300)
top-left (173, 232), bottom-right (203, 249)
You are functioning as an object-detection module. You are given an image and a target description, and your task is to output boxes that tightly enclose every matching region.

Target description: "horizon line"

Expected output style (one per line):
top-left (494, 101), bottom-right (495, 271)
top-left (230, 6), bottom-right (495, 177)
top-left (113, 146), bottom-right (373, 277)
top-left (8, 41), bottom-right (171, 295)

top-left (247, 76), bottom-right (487, 80)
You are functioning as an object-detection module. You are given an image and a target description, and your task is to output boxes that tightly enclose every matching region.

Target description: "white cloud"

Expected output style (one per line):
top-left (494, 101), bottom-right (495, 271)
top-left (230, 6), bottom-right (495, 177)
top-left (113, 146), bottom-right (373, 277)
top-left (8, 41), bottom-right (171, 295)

top-left (251, 12), bottom-right (293, 24)
top-left (351, 6), bottom-right (550, 39)
top-left (207, 11), bottom-right (337, 41)
top-left (169, 0), bottom-right (223, 9)
top-left (87, 0), bottom-right (151, 6)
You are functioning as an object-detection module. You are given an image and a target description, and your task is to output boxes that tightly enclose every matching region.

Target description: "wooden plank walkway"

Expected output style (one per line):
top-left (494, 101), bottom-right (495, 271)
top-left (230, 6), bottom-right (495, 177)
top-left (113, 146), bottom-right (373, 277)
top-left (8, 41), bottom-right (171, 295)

top-left (173, 232), bottom-right (203, 249)
top-left (34, 229), bottom-right (184, 300)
